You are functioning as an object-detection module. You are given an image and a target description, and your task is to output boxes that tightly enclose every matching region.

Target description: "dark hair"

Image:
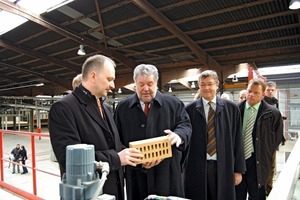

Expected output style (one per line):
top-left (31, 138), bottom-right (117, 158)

top-left (248, 78), bottom-right (266, 92)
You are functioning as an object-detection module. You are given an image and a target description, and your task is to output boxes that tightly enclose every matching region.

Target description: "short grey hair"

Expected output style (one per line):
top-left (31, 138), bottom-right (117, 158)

top-left (239, 89), bottom-right (248, 97)
top-left (133, 64), bottom-right (159, 83)
top-left (198, 70), bottom-right (219, 85)
top-left (266, 81), bottom-right (277, 88)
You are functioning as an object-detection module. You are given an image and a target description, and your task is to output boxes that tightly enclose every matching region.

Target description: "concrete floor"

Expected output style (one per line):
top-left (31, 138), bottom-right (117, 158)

top-left (0, 131), bottom-right (60, 200)
top-left (0, 130), bottom-right (299, 200)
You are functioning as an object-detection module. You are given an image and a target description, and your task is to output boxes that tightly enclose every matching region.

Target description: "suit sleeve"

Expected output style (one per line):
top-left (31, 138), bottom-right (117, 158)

top-left (49, 101), bottom-right (82, 173)
top-left (173, 100), bottom-right (192, 151)
top-left (233, 106), bottom-right (246, 173)
top-left (274, 110), bottom-right (284, 150)
top-left (49, 101), bottom-right (122, 174)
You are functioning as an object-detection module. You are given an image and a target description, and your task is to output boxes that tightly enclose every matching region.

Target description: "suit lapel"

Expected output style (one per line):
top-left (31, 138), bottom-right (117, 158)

top-left (73, 87), bottom-right (111, 133)
top-left (85, 102), bottom-right (111, 133)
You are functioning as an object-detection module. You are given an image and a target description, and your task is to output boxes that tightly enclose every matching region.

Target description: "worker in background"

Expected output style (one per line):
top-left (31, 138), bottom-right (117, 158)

top-left (264, 81), bottom-right (286, 196)
top-left (72, 74), bottom-right (82, 90)
top-left (238, 89), bottom-right (248, 103)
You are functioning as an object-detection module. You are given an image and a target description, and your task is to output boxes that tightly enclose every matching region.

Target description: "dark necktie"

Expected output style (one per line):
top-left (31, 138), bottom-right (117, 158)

top-left (207, 102), bottom-right (216, 156)
top-left (144, 103), bottom-right (149, 116)
top-left (97, 99), bottom-right (104, 119)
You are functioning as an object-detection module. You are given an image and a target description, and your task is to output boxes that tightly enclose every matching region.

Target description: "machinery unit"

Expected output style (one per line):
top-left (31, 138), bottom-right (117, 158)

top-left (60, 144), bottom-right (114, 200)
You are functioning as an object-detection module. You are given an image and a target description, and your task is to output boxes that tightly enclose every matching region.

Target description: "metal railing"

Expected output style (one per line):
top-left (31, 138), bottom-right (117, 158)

top-left (268, 135), bottom-right (300, 200)
top-left (0, 129), bottom-right (59, 200)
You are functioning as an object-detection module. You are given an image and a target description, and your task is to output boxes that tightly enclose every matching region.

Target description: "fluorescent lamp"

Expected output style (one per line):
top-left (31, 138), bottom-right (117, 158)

top-left (289, 0), bottom-right (300, 9)
top-left (35, 83), bottom-right (44, 87)
top-left (0, 83), bottom-right (44, 92)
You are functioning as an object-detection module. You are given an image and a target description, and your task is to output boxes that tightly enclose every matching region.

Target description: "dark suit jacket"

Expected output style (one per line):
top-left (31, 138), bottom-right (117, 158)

top-left (238, 100), bottom-right (283, 186)
top-left (114, 91), bottom-right (192, 200)
top-left (49, 84), bottom-right (125, 199)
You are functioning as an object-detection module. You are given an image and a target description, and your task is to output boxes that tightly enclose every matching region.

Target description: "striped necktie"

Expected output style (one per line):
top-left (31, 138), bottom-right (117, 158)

top-left (244, 106), bottom-right (255, 159)
top-left (207, 102), bottom-right (216, 156)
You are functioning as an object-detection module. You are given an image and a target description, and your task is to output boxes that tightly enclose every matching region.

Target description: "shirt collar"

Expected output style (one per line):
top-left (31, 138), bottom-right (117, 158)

top-left (78, 84), bottom-right (106, 103)
top-left (246, 101), bottom-right (261, 111)
top-left (202, 96), bottom-right (217, 106)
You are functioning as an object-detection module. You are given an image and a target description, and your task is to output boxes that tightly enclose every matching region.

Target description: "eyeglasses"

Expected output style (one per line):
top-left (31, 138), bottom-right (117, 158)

top-left (266, 89), bottom-right (275, 92)
top-left (199, 83), bottom-right (216, 88)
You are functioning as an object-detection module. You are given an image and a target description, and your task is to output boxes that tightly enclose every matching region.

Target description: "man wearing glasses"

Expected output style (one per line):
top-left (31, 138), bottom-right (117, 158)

top-left (184, 70), bottom-right (245, 200)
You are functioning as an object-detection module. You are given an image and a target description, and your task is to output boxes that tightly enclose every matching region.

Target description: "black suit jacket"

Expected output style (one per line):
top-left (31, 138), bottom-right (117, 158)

top-left (114, 91), bottom-right (192, 200)
top-left (49, 84), bottom-right (125, 199)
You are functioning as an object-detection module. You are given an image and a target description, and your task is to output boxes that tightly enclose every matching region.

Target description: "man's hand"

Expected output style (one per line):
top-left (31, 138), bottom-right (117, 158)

top-left (164, 129), bottom-right (182, 147)
top-left (118, 148), bottom-right (143, 166)
top-left (234, 173), bottom-right (242, 185)
top-left (142, 159), bottom-right (162, 169)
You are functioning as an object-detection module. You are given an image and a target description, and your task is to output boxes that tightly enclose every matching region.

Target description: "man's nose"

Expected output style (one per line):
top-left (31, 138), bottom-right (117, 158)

top-left (109, 81), bottom-right (115, 90)
top-left (143, 85), bottom-right (149, 91)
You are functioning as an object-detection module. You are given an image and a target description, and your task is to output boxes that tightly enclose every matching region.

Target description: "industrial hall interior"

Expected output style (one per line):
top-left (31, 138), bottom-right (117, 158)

top-left (0, 0), bottom-right (300, 199)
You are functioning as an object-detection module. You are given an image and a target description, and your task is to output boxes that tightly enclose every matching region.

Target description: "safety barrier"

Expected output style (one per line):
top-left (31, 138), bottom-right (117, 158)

top-left (0, 129), bottom-right (59, 199)
top-left (268, 136), bottom-right (300, 200)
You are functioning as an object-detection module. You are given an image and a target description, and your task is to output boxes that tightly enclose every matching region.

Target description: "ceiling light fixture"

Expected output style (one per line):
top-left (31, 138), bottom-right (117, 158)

top-left (0, 82), bottom-right (44, 92)
top-left (191, 81), bottom-right (196, 89)
top-left (35, 83), bottom-right (44, 87)
top-left (118, 88), bottom-right (122, 94)
top-left (77, 45), bottom-right (86, 55)
top-left (289, 0), bottom-right (300, 9)
top-left (232, 75), bottom-right (238, 82)
top-left (168, 86), bottom-right (172, 93)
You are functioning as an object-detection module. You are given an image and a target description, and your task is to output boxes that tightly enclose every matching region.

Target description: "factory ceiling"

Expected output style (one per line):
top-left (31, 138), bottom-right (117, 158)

top-left (0, 0), bottom-right (299, 97)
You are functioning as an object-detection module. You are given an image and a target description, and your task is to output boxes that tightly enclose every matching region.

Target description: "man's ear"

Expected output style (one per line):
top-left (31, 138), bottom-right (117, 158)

top-left (90, 71), bottom-right (96, 83)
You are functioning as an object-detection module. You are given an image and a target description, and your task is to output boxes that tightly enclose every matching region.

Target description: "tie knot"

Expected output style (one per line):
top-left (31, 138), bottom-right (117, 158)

top-left (208, 102), bottom-right (213, 107)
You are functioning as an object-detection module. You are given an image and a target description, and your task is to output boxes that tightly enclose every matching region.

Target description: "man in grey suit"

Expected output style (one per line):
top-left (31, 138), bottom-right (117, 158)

top-left (49, 54), bottom-right (142, 200)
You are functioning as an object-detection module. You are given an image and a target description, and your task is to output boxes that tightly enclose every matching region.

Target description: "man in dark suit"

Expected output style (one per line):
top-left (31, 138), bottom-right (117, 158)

top-left (184, 70), bottom-right (245, 200)
top-left (49, 54), bottom-right (142, 200)
top-left (114, 64), bottom-right (192, 200)
top-left (235, 78), bottom-right (283, 200)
